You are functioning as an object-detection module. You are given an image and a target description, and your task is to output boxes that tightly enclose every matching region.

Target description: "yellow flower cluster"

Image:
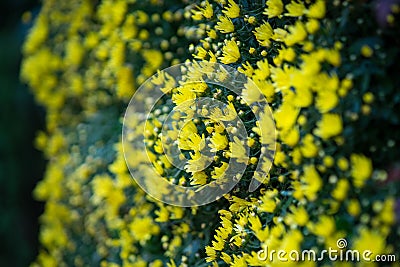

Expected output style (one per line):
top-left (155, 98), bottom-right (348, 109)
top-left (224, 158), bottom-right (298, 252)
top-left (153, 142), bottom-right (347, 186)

top-left (21, 0), bottom-right (198, 266)
top-left (188, 1), bottom-right (399, 266)
top-left (22, 0), bottom-right (399, 266)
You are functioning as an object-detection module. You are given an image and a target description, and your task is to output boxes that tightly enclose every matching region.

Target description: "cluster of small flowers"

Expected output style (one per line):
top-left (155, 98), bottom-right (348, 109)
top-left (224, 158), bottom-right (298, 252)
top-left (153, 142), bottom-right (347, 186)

top-left (21, 0), bottom-right (400, 266)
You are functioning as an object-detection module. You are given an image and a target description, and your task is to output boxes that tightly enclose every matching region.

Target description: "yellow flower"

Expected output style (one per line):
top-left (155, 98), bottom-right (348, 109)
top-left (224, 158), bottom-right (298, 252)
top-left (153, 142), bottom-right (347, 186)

top-left (252, 106), bottom-right (276, 148)
top-left (280, 229), bottom-right (303, 253)
top-left (178, 121), bottom-right (197, 142)
top-left (65, 38), bottom-right (85, 67)
top-left (299, 134), bottom-right (318, 158)
top-left (361, 45), bottom-right (373, 57)
top-left (190, 171), bottom-right (208, 185)
top-left (209, 132), bottom-right (228, 152)
top-left (238, 61), bottom-right (254, 77)
top-left (379, 198), bottom-right (396, 225)
top-left (274, 47), bottom-right (296, 65)
top-left (280, 127), bottom-right (300, 147)
top-left (205, 246), bottom-right (217, 262)
top-left (307, 0), bottom-right (326, 19)
top-left (258, 189), bottom-right (278, 213)
top-left (285, 205), bottom-right (309, 226)
top-left (202, 0), bottom-right (214, 18)
top-left (155, 205), bottom-right (169, 222)
top-left (172, 85), bottom-right (196, 106)
top-left (193, 46), bottom-right (208, 60)
top-left (285, 1), bottom-right (306, 17)
top-left (352, 227), bottom-right (386, 258)
top-left (211, 162), bottom-right (229, 179)
top-left (309, 215), bottom-right (335, 238)
top-left (248, 16), bottom-right (256, 24)
top-left (331, 179), bottom-right (350, 201)
top-left (249, 216), bottom-right (269, 242)
top-left (337, 157), bottom-right (349, 170)
top-left (220, 252), bottom-right (232, 264)
top-left (187, 133), bottom-right (206, 151)
top-left (253, 59), bottom-right (270, 79)
top-left (23, 15), bottom-right (48, 54)
top-left (294, 165), bottom-right (322, 201)
top-left (207, 29), bottom-right (217, 39)
top-left (284, 21), bottom-right (307, 46)
top-left (316, 90), bottom-right (338, 113)
top-left (347, 198), bottom-right (361, 217)
top-left (117, 66), bottom-right (135, 99)
top-left (315, 113), bottom-right (343, 139)
top-left (241, 79), bottom-right (262, 104)
top-left (185, 151), bottom-right (211, 173)
top-left (263, 0), bottom-right (283, 18)
top-left (192, 1), bottom-right (213, 20)
top-left (306, 19), bottom-right (320, 34)
top-left (231, 255), bottom-right (247, 267)
top-left (215, 16), bottom-right (234, 33)
top-left (350, 154), bottom-right (372, 188)
top-left (129, 217), bottom-right (160, 243)
top-left (270, 65), bottom-right (295, 91)
top-left (274, 102), bottom-right (299, 131)
top-left (363, 92), bottom-right (375, 103)
top-left (92, 174), bottom-right (114, 199)
top-left (150, 260), bottom-right (163, 267)
top-left (253, 21), bottom-right (273, 47)
top-left (166, 259), bottom-right (177, 267)
top-left (228, 136), bottom-right (248, 163)
top-left (223, 0), bottom-right (240, 18)
top-left (219, 40), bottom-right (240, 64)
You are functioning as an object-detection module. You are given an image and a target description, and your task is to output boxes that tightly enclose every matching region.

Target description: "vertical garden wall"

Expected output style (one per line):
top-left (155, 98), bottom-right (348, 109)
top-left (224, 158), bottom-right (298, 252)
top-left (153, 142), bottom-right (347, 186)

top-left (21, 0), bottom-right (400, 266)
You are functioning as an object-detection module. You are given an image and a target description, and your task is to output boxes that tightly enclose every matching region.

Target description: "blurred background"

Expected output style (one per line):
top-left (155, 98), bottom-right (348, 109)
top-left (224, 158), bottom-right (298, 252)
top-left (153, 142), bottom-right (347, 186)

top-left (0, 0), bottom-right (45, 266)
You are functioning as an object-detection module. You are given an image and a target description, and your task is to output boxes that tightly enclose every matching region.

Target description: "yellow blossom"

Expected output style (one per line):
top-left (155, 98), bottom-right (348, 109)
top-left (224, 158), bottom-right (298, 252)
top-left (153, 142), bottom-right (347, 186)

top-left (264, 0), bottom-right (283, 18)
top-left (348, 199), bottom-right (361, 217)
top-left (219, 39), bottom-right (240, 64)
top-left (253, 21), bottom-right (274, 47)
top-left (315, 113), bottom-right (343, 139)
top-left (212, 162), bottom-right (229, 179)
top-left (285, 205), bottom-right (309, 226)
top-left (316, 90), bottom-right (338, 113)
top-left (23, 15), bottom-right (49, 54)
top-left (215, 16), bottom-right (234, 33)
top-left (309, 215), bottom-right (335, 238)
top-left (297, 165), bottom-right (322, 201)
top-left (331, 179), bottom-right (350, 201)
top-left (284, 21), bottom-right (307, 46)
top-left (228, 136), bottom-right (248, 163)
top-left (306, 19), bottom-right (320, 34)
top-left (205, 246), bottom-right (217, 262)
top-left (274, 102), bottom-right (299, 131)
top-left (285, 1), bottom-right (306, 17)
top-left (299, 134), bottom-right (318, 158)
top-left (190, 171), bottom-right (208, 185)
top-left (223, 0), bottom-right (240, 18)
top-left (280, 127), bottom-right (300, 147)
top-left (192, 1), bottom-right (213, 20)
top-left (307, 0), bottom-right (326, 19)
top-left (209, 132), bottom-right (229, 152)
top-left (350, 154), bottom-right (373, 188)
top-left (361, 45), bottom-right (373, 57)
top-left (337, 157), bottom-right (349, 170)
top-left (352, 228), bottom-right (386, 258)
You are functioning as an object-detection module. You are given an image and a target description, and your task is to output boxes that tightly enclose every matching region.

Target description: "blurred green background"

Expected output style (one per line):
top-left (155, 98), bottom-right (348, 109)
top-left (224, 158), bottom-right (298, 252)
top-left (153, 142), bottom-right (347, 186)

top-left (0, 0), bottom-right (45, 266)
